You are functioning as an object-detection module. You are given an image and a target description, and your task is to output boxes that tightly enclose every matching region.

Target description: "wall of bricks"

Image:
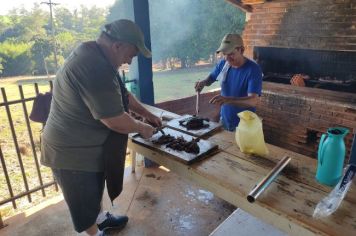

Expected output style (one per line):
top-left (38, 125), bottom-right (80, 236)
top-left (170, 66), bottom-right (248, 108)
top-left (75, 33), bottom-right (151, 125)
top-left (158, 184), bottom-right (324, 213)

top-left (156, 84), bottom-right (356, 159)
top-left (259, 82), bottom-right (356, 158)
top-left (242, 0), bottom-right (356, 58)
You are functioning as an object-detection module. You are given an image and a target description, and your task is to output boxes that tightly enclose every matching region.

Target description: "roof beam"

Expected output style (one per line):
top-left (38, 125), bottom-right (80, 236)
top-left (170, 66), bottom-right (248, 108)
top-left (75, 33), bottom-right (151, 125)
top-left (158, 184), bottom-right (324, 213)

top-left (225, 0), bottom-right (253, 12)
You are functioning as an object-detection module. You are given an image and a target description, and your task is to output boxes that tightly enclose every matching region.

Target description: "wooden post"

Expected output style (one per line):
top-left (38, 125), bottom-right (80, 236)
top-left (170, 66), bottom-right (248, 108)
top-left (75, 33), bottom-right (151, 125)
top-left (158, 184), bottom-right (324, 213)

top-left (130, 149), bottom-right (137, 173)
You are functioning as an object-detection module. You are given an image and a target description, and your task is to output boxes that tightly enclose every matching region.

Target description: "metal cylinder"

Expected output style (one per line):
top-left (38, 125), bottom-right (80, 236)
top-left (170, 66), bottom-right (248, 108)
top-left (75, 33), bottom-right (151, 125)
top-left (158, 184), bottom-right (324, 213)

top-left (247, 156), bottom-right (291, 203)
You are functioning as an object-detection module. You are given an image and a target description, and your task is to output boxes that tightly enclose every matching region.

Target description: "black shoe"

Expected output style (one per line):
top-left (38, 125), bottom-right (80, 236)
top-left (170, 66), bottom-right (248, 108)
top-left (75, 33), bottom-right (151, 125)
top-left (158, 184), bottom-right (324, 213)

top-left (97, 212), bottom-right (128, 232)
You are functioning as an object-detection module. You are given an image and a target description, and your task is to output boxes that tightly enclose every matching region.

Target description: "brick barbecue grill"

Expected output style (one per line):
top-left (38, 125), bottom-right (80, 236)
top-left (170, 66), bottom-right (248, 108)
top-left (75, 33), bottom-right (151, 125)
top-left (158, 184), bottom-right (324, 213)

top-left (254, 46), bottom-right (356, 93)
top-left (238, 0), bottom-right (356, 158)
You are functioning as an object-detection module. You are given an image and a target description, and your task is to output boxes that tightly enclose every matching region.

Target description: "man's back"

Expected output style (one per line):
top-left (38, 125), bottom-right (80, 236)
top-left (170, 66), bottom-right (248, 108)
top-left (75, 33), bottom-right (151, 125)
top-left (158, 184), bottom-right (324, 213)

top-left (41, 42), bottom-right (125, 171)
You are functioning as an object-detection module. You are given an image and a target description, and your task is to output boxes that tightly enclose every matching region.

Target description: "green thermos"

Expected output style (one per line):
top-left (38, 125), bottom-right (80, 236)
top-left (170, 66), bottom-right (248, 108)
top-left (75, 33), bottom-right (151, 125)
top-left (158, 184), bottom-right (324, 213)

top-left (316, 127), bottom-right (349, 186)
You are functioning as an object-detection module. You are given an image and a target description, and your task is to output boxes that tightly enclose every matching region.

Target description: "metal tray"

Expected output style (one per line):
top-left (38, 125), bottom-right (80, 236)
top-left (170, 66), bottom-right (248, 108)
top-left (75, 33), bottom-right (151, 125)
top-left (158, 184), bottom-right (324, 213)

top-left (166, 114), bottom-right (222, 138)
top-left (131, 127), bottom-right (219, 164)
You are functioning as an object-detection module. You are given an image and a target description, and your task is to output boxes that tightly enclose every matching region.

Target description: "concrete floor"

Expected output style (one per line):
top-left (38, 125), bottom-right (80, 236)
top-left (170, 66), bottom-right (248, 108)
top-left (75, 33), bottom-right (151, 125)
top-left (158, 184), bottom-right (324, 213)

top-left (1, 165), bottom-right (236, 236)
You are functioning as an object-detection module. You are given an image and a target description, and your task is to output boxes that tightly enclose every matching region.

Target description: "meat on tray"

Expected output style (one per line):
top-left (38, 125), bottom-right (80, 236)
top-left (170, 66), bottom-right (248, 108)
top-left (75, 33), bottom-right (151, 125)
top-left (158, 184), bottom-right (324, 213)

top-left (178, 115), bottom-right (210, 130)
top-left (152, 134), bottom-right (200, 154)
top-left (166, 136), bottom-right (200, 154)
top-left (152, 134), bottom-right (175, 145)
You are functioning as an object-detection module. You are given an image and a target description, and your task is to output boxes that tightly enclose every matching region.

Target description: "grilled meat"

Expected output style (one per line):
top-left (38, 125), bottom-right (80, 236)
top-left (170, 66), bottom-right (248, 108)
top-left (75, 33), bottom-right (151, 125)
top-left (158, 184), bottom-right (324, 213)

top-left (152, 134), bottom-right (175, 145)
top-left (179, 116), bottom-right (209, 130)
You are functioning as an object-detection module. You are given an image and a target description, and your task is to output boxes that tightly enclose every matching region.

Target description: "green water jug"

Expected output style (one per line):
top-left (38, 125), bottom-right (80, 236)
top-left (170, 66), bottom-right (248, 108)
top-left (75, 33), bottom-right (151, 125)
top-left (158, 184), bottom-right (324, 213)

top-left (316, 127), bottom-right (349, 186)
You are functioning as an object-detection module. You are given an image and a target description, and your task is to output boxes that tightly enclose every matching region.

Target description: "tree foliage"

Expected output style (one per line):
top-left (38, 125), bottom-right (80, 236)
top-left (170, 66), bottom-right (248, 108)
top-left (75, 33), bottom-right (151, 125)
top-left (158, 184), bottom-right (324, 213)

top-left (0, 40), bottom-right (32, 76)
top-left (0, 3), bottom-right (107, 77)
top-left (107, 0), bottom-right (245, 67)
top-left (0, 0), bottom-right (245, 77)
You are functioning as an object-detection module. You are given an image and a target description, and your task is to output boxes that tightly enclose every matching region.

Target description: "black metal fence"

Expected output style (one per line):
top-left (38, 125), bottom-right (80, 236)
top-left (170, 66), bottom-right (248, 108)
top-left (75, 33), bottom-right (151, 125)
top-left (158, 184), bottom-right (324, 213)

top-left (0, 81), bottom-right (58, 228)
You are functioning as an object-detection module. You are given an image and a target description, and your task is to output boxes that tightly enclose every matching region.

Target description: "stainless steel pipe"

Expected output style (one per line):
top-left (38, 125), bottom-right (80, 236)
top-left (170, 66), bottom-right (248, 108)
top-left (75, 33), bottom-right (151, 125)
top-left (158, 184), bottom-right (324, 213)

top-left (247, 156), bottom-right (291, 203)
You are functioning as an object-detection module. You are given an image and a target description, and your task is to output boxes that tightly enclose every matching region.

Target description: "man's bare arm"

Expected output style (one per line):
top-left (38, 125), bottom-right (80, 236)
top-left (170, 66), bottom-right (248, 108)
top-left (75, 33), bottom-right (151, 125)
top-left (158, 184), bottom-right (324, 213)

top-left (195, 75), bottom-right (215, 92)
top-left (101, 112), bottom-right (155, 138)
top-left (127, 92), bottom-right (162, 127)
top-left (209, 93), bottom-right (260, 108)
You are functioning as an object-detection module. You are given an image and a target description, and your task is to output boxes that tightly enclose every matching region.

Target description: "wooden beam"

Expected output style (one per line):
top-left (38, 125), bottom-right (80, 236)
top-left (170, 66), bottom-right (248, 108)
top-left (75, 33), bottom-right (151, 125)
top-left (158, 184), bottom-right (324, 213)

top-left (225, 0), bottom-right (253, 13)
top-left (128, 105), bottom-right (356, 236)
top-left (242, 0), bottom-right (265, 4)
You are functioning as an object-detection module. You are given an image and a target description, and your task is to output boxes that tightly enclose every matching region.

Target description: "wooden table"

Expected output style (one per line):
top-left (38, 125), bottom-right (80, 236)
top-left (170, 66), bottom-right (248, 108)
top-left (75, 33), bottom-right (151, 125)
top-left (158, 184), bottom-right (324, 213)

top-left (128, 105), bottom-right (356, 236)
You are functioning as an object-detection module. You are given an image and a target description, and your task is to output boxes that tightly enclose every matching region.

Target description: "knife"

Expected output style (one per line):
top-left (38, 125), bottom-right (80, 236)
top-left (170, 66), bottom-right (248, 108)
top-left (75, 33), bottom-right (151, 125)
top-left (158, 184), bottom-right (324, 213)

top-left (155, 127), bottom-right (166, 135)
top-left (195, 91), bottom-right (200, 116)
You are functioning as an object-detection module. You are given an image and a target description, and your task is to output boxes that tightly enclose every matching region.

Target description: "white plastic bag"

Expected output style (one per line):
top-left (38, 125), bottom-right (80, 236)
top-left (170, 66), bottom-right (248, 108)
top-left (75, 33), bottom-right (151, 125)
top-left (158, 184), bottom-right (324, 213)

top-left (313, 164), bottom-right (355, 218)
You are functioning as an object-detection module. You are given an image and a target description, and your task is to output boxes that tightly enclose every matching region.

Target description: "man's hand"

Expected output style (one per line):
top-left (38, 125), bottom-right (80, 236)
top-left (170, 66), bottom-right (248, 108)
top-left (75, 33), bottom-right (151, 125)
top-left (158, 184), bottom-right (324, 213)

top-left (138, 122), bottom-right (156, 139)
top-left (195, 80), bottom-right (205, 93)
top-left (209, 95), bottom-right (231, 106)
top-left (145, 113), bottom-right (162, 128)
top-left (209, 94), bottom-right (259, 108)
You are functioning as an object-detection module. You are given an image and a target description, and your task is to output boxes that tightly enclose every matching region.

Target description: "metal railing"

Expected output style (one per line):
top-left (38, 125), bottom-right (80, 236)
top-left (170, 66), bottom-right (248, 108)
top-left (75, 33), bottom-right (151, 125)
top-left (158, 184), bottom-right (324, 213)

top-left (0, 81), bottom-right (58, 228)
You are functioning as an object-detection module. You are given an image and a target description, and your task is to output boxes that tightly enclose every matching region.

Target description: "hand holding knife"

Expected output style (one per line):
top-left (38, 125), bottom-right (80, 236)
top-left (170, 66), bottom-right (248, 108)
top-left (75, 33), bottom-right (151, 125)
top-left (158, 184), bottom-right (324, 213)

top-left (155, 127), bottom-right (166, 135)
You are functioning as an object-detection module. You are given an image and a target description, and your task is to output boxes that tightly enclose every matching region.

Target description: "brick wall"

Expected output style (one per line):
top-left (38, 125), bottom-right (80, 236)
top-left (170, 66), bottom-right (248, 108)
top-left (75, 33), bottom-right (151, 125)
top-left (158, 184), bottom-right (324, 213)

top-left (156, 85), bottom-right (356, 159)
top-left (259, 82), bottom-right (356, 158)
top-left (242, 0), bottom-right (356, 58)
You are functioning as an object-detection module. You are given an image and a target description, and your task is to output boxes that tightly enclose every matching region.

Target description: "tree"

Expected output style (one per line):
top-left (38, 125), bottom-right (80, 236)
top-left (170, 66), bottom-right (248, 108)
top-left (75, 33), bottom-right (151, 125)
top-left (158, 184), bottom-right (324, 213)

top-left (31, 35), bottom-right (52, 75)
top-left (106, 0), bottom-right (245, 68)
top-left (0, 40), bottom-right (32, 76)
top-left (3, 4), bottom-right (48, 43)
top-left (0, 57), bottom-right (4, 76)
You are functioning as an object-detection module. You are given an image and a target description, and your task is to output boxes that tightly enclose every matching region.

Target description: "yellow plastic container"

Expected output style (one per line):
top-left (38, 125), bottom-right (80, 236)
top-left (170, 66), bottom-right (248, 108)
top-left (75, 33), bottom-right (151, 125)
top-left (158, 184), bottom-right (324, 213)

top-left (235, 111), bottom-right (269, 156)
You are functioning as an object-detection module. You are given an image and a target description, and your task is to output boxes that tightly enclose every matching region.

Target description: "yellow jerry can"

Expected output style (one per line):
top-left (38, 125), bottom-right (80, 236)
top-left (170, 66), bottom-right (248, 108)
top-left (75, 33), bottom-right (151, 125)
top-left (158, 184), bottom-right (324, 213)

top-left (235, 111), bottom-right (269, 156)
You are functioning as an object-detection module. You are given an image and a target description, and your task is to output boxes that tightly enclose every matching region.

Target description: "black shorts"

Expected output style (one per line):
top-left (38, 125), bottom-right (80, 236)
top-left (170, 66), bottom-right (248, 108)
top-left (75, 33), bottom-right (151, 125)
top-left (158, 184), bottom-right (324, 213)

top-left (52, 168), bottom-right (105, 233)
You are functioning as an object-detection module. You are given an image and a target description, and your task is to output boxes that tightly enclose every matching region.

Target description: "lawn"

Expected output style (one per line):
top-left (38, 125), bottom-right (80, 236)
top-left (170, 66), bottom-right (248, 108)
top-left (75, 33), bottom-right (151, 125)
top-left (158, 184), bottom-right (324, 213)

top-left (0, 66), bottom-right (219, 218)
top-left (0, 77), bottom-right (56, 218)
top-left (152, 66), bottom-right (218, 102)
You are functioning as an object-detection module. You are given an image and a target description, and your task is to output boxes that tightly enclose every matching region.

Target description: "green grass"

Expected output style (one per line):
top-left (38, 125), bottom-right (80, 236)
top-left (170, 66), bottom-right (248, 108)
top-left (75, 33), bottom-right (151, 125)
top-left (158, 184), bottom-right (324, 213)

top-left (152, 66), bottom-right (218, 102)
top-left (0, 79), bottom-right (57, 218)
top-left (0, 66), bottom-right (218, 218)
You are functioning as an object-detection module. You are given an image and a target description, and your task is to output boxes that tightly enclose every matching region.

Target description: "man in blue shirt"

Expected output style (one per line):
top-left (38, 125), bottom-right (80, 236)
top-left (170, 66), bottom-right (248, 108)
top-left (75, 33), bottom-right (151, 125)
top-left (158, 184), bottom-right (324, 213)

top-left (195, 34), bottom-right (262, 131)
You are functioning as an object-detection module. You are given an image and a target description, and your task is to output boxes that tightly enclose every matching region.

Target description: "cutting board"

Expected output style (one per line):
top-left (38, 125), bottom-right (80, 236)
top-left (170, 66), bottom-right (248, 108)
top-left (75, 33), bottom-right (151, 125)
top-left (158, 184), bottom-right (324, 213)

top-left (166, 114), bottom-right (222, 137)
top-left (131, 127), bottom-right (219, 164)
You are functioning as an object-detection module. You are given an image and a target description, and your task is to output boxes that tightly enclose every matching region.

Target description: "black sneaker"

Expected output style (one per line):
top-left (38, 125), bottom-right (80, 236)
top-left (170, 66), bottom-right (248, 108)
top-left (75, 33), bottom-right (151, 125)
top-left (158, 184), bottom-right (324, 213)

top-left (97, 212), bottom-right (129, 232)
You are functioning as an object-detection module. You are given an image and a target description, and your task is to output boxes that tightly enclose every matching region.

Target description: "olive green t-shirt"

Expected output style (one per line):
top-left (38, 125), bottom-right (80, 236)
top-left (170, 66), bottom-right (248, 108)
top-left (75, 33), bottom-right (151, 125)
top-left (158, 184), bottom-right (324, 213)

top-left (41, 41), bottom-right (126, 172)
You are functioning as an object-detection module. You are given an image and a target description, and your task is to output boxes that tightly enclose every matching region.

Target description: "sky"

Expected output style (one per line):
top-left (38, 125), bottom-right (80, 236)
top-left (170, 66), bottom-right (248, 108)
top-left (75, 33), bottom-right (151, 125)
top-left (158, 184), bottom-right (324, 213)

top-left (0, 0), bottom-right (116, 15)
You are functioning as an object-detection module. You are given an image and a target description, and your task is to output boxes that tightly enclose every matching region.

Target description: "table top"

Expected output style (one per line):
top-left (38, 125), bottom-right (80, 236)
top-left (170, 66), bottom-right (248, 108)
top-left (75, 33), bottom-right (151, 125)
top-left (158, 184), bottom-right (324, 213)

top-left (128, 105), bottom-right (356, 236)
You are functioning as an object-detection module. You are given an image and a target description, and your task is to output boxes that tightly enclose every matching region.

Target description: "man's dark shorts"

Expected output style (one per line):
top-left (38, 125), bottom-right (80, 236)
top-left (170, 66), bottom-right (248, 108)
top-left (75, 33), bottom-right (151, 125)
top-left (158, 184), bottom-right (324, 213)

top-left (52, 169), bottom-right (105, 233)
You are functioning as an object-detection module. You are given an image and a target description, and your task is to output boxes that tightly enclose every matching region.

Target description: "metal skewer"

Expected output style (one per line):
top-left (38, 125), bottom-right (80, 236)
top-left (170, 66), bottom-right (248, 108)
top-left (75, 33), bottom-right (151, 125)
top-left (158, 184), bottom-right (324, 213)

top-left (196, 91), bottom-right (200, 116)
top-left (247, 156), bottom-right (291, 203)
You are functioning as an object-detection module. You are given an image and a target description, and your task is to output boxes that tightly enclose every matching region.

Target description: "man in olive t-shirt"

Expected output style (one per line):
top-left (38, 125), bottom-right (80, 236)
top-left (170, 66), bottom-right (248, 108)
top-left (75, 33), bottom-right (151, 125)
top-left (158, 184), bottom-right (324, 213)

top-left (41, 19), bottom-right (161, 236)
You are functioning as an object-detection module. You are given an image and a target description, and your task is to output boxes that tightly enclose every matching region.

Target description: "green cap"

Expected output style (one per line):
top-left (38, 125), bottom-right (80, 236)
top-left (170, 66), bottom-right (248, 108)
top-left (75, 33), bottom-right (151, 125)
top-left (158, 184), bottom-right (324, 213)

top-left (104, 19), bottom-right (152, 58)
top-left (216, 34), bottom-right (244, 54)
